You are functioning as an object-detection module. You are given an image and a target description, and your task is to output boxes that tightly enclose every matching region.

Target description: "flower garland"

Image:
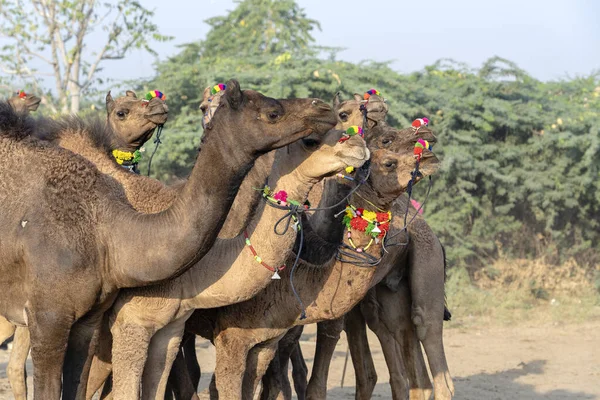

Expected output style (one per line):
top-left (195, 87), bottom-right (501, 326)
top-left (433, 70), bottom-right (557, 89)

top-left (342, 205), bottom-right (392, 252)
top-left (112, 149), bottom-right (142, 165)
top-left (261, 186), bottom-right (310, 209)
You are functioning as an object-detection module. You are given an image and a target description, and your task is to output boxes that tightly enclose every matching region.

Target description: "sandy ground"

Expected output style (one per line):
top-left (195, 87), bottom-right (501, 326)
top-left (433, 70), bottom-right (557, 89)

top-left (0, 319), bottom-right (598, 399)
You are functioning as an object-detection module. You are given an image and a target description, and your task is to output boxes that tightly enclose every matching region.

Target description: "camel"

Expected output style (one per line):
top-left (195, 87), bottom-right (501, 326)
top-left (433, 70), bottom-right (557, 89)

top-left (0, 79), bottom-right (336, 400)
top-left (180, 123), bottom-right (440, 400)
top-left (0, 89), bottom-right (172, 400)
top-left (7, 90), bottom-right (41, 114)
top-left (258, 97), bottom-right (453, 400)
top-left (84, 127), bottom-right (369, 399)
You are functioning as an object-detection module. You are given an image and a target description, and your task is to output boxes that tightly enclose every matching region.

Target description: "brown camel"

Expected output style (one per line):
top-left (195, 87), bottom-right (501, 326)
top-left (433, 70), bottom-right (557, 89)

top-left (181, 123), bottom-right (440, 400)
top-left (0, 79), bottom-right (336, 400)
top-left (1, 89), bottom-right (172, 400)
top-left (85, 127), bottom-right (369, 399)
top-left (7, 90), bottom-right (41, 114)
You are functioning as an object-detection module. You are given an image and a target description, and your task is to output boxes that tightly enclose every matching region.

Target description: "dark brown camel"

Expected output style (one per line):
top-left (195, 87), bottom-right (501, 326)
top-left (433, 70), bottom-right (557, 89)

top-left (0, 80), bottom-right (336, 400)
top-left (180, 123), bottom-right (439, 400)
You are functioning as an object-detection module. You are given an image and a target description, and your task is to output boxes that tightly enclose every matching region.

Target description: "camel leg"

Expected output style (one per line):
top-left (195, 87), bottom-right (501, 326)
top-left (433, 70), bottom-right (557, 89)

top-left (259, 350), bottom-right (287, 400)
top-left (369, 323), bottom-right (409, 400)
top-left (110, 320), bottom-right (152, 400)
top-left (260, 326), bottom-right (305, 400)
top-left (213, 328), bottom-right (256, 400)
top-left (7, 326), bottom-right (30, 400)
top-left (244, 340), bottom-right (280, 400)
top-left (141, 320), bottom-right (186, 400)
top-left (376, 281), bottom-right (433, 400)
top-left (168, 345), bottom-right (200, 400)
top-left (209, 373), bottom-right (218, 400)
top-left (418, 324), bottom-right (453, 400)
top-left (306, 318), bottom-right (344, 400)
top-left (409, 235), bottom-right (453, 400)
top-left (345, 306), bottom-right (377, 400)
top-left (63, 309), bottom-right (105, 400)
top-left (27, 306), bottom-right (74, 400)
top-left (290, 343), bottom-right (308, 399)
top-left (183, 332), bottom-right (201, 394)
top-left (86, 315), bottom-right (113, 400)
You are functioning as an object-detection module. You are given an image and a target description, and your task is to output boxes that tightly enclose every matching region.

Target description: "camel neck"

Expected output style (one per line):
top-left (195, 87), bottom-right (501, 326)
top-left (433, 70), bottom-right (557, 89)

top-left (179, 149), bottom-right (318, 308)
top-left (109, 126), bottom-right (256, 288)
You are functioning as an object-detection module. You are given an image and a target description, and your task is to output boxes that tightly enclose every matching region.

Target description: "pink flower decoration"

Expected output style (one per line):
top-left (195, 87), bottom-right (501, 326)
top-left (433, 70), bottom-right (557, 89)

top-left (273, 191), bottom-right (288, 202)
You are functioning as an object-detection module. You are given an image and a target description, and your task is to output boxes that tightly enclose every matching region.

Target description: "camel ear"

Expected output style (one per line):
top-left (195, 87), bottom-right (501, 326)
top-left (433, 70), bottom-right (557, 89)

top-left (333, 92), bottom-right (341, 110)
top-left (106, 91), bottom-right (115, 115)
top-left (126, 90), bottom-right (137, 99)
top-left (201, 87), bottom-right (211, 104)
top-left (353, 93), bottom-right (363, 102)
top-left (224, 79), bottom-right (243, 110)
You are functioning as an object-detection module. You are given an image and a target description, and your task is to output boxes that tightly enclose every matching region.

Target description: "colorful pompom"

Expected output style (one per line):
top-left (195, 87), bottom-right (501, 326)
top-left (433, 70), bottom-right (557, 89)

top-left (145, 90), bottom-right (166, 101)
top-left (339, 125), bottom-right (364, 143)
top-left (412, 117), bottom-right (429, 129)
top-left (345, 166), bottom-right (355, 174)
top-left (414, 138), bottom-right (432, 158)
top-left (211, 83), bottom-right (227, 95)
top-left (17, 90), bottom-right (27, 99)
top-left (363, 89), bottom-right (381, 100)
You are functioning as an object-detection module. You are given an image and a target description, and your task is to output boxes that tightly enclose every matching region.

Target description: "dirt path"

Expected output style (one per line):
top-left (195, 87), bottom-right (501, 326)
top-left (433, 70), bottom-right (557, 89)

top-left (0, 319), bottom-right (598, 399)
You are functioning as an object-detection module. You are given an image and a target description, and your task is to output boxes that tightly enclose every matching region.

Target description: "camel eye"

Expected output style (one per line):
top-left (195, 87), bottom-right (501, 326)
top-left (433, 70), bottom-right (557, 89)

top-left (116, 110), bottom-right (127, 119)
top-left (267, 111), bottom-right (281, 121)
top-left (339, 112), bottom-right (348, 122)
top-left (381, 137), bottom-right (393, 146)
top-left (302, 138), bottom-right (321, 148)
top-left (383, 160), bottom-right (397, 169)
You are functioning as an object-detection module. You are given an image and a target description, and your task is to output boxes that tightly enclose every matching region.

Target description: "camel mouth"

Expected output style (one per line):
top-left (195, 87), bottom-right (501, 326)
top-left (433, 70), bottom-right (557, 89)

top-left (418, 152), bottom-right (441, 175)
top-left (144, 109), bottom-right (169, 125)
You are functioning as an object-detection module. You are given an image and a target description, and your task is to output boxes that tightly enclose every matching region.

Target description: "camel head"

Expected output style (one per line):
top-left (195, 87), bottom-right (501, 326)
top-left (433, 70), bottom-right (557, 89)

top-left (367, 123), bottom-right (437, 152)
top-left (7, 91), bottom-right (41, 114)
top-left (359, 124), bottom-right (440, 201)
top-left (105, 90), bottom-right (169, 151)
top-left (205, 79), bottom-right (337, 154)
top-left (275, 129), bottom-right (370, 183)
top-left (333, 91), bottom-right (388, 131)
top-left (200, 84), bottom-right (226, 129)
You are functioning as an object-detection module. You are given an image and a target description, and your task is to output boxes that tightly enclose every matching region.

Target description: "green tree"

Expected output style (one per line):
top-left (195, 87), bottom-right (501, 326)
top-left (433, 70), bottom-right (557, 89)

top-left (0, 0), bottom-right (171, 113)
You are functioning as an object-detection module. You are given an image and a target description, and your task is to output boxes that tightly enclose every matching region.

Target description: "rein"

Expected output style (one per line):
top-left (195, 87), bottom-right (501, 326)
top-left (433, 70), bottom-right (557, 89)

top-left (146, 124), bottom-right (164, 177)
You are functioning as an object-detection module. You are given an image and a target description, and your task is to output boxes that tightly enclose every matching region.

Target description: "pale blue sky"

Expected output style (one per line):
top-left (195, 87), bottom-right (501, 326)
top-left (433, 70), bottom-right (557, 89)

top-left (105, 0), bottom-right (600, 84)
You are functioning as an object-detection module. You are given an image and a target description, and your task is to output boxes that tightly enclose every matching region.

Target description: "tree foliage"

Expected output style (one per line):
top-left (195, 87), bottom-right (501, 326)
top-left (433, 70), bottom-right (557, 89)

top-left (0, 0), bottom-right (171, 113)
top-left (92, 0), bottom-right (600, 270)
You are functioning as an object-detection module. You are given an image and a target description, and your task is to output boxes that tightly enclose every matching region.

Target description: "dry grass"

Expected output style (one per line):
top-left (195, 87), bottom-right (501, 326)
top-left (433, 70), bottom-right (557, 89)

top-left (445, 257), bottom-right (600, 329)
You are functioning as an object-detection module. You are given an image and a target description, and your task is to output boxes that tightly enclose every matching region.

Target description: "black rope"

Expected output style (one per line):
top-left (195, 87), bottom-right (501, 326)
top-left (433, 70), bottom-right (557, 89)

top-left (146, 125), bottom-right (164, 177)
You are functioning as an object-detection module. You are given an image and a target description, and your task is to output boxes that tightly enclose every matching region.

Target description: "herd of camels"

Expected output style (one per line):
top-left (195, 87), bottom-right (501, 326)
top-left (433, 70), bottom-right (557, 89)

top-left (0, 80), bottom-right (454, 400)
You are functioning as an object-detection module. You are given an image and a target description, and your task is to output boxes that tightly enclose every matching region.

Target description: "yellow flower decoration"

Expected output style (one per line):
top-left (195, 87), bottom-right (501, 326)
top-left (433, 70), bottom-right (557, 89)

top-left (362, 210), bottom-right (378, 221)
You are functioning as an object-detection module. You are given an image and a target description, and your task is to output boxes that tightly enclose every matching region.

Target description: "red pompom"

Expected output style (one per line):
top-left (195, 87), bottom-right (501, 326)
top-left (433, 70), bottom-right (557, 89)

top-left (350, 217), bottom-right (369, 231)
